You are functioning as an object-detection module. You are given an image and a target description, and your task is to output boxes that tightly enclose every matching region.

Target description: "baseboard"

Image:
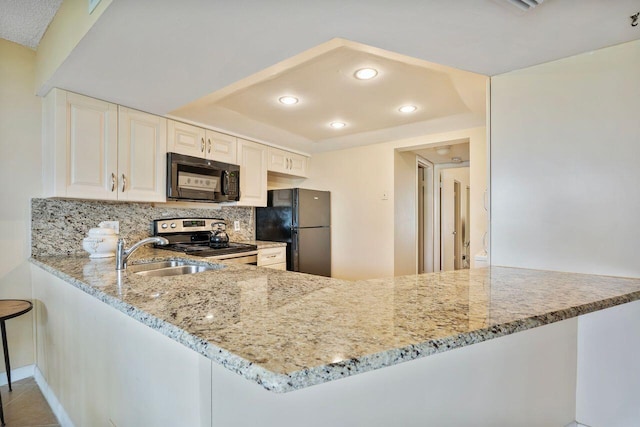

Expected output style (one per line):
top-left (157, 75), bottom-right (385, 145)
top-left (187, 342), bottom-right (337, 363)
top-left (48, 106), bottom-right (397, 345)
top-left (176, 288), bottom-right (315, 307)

top-left (0, 364), bottom-right (35, 386)
top-left (34, 366), bottom-right (75, 427)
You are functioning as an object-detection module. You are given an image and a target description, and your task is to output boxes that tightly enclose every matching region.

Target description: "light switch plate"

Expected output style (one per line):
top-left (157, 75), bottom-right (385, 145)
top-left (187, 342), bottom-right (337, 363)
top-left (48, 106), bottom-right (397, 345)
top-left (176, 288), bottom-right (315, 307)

top-left (234, 221), bottom-right (240, 231)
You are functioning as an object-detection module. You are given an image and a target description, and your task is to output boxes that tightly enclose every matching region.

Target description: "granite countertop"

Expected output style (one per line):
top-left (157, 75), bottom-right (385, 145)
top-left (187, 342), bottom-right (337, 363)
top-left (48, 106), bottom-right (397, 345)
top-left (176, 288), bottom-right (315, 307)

top-left (30, 250), bottom-right (640, 393)
top-left (247, 240), bottom-right (287, 249)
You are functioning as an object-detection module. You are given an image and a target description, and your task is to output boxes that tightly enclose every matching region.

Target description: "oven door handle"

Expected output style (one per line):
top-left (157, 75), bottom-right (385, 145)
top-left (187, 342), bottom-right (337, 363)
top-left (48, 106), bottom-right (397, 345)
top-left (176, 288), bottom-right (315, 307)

top-left (206, 250), bottom-right (258, 261)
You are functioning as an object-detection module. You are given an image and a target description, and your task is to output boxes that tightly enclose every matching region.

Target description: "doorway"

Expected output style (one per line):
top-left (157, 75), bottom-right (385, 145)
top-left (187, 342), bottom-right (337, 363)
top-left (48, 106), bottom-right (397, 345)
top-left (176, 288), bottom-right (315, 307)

top-left (417, 161), bottom-right (434, 273)
top-left (413, 141), bottom-right (471, 272)
top-left (439, 166), bottom-right (470, 271)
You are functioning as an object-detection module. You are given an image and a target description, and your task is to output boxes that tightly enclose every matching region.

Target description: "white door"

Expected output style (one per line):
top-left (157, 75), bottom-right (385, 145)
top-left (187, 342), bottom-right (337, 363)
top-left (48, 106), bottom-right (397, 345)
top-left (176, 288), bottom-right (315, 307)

top-left (237, 138), bottom-right (267, 206)
top-left (118, 107), bottom-right (167, 202)
top-left (206, 130), bottom-right (237, 164)
top-left (65, 92), bottom-right (118, 200)
top-left (167, 120), bottom-right (206, 158)
top-left (441, 170), bottom-right (456, 271)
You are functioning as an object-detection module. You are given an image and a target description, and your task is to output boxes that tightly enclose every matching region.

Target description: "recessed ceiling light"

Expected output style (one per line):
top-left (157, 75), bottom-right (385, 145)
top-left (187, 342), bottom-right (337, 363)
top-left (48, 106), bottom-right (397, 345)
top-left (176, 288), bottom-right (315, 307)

top-left (436, 146), bottom-right (451, 155)
top-left (329, 121), bottom-right (346, 129)
top-left (354, 68), bottom-right (378, 80)
top-left (399, 105), bottom-right (417, 113)
top-left (278, 96), bottom-right (299, 105)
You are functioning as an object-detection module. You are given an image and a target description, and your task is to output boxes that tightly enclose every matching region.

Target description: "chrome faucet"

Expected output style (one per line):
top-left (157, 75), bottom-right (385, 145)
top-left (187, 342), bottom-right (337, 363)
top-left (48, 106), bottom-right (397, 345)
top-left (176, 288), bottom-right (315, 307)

top-left (116, 237), bottom-right (169, 270)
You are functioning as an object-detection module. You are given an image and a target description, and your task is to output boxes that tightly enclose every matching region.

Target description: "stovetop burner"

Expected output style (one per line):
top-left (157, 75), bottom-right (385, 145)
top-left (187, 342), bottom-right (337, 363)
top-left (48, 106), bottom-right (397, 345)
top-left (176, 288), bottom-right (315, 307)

top-left (162, 241), bottom-right (257, 258)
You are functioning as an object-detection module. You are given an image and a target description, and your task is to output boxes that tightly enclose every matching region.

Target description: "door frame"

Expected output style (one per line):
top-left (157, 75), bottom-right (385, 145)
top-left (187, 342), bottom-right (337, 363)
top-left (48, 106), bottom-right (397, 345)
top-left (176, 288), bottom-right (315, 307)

top-left (416, 157), bottom-right (434, 274)
top-left (433, 162), bottom-right (470, 271)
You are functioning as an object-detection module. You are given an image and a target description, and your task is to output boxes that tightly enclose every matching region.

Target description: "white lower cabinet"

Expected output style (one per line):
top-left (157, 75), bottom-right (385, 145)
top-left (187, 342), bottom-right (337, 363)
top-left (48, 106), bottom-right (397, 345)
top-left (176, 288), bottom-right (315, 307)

top-left (32, 265), bottom-right (212, 427)
top-left (42, 89), bottom-right (167, 202)
top-left (237, 138), bottom-right (267, 207)
top-left (258, 246), bottom-right (287, 270)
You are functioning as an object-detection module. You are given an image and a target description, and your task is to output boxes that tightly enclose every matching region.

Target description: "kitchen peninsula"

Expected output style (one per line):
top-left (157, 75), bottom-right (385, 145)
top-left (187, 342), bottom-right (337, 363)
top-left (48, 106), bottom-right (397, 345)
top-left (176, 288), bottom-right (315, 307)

top-left (30, 249), bottom-right (640, 427)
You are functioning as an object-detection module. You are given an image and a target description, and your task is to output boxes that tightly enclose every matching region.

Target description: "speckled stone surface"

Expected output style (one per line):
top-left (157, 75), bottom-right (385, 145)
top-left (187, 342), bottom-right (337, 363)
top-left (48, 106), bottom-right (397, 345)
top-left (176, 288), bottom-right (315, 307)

top-left (251, 240), bottom-right (287, 249)
top-left (29, 251), bottom-right (640, 393)
top-left (31, 198), bottom-right (255, 256)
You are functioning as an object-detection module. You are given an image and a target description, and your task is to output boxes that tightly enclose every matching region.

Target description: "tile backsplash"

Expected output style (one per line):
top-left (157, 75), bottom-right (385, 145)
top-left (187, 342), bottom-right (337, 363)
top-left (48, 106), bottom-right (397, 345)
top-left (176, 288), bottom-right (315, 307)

top-left (31, 198), bottom-right (254, 257)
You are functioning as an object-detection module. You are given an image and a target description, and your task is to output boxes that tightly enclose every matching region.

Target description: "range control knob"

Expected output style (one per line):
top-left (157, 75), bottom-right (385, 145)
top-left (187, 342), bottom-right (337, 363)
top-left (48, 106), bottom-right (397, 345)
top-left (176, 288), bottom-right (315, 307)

top-left (170, 223), bottom-right (177, 229)
top-left (161, 223), bottom-right (168, 229)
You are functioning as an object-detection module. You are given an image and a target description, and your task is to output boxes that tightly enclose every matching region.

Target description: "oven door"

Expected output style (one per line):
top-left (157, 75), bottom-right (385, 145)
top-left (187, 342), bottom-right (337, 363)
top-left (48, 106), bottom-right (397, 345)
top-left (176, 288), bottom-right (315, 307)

top-left (204, 251), bottom-right (258, 265)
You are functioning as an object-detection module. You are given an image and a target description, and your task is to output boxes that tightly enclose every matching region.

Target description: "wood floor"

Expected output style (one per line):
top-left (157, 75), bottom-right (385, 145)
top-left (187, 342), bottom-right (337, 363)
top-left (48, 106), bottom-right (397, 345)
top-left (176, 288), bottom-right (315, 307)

top-left (0, 378), bottom-right (58, 427)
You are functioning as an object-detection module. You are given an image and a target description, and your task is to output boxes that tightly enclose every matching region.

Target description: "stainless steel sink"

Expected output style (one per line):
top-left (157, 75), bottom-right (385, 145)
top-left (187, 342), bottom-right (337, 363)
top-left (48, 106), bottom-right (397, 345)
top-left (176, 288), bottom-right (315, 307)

top-left (128, 260), bottom-right (216, 277)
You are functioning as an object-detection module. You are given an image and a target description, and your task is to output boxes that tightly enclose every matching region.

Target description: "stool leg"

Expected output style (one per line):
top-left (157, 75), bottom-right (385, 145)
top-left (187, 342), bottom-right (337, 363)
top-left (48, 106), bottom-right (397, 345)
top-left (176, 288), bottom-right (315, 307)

top-left (0, 386), bottom-right (4, 426)
top-left (0, 321), bottom-right (10, 392)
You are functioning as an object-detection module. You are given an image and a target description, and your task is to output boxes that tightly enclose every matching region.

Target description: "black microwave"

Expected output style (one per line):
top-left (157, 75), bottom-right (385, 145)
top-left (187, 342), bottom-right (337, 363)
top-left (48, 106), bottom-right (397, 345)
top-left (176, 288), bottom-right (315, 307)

top-left (167, 152), bottom-right (240, 202)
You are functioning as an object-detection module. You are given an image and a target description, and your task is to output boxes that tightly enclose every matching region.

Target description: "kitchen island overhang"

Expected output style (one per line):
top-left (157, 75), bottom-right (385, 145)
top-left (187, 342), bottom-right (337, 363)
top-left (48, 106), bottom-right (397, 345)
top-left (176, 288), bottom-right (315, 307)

top-left (29, 250), bottom-right (640, 393)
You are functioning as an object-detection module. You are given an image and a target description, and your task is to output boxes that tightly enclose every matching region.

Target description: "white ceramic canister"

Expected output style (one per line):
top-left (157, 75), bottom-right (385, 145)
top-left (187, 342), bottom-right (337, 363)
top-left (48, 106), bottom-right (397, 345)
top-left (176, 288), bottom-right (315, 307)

top-left (83, 223), bottom-right (119, 258)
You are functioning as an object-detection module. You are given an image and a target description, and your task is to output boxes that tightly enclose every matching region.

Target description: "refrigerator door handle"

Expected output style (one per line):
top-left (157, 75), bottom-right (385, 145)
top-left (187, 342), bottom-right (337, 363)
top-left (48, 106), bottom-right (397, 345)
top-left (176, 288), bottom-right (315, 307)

top-left (291, 228), bottom-right (299, 272)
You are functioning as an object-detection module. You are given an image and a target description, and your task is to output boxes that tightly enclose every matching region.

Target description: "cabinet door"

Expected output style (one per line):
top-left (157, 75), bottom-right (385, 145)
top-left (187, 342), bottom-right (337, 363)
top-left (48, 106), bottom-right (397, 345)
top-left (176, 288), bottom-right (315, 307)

top-left (267, 147), bottom-right (309, 178)
top-left (206, 130), bottom-right (237, 164)
top-left (237, 138), bottom-right (267, 207)
top-left (65, 92), bottom-right (118, 200)
top-left (167, 120), bottom-right (206, 158)
top-left (288, 152), bottom-right (309, 178)
top-left (267, 147), bottom-right (289, 174)
top-left (118, 107), bottom-right (167, 202)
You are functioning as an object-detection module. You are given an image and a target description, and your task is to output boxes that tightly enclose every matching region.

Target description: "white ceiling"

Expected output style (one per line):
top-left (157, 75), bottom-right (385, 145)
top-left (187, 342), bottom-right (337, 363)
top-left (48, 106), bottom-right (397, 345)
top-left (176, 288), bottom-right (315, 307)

top-left (171, 40), bottom-right (487, 152)
top-left (0, 0), bottom-right (61, 49)
top-left (414, 142), bottom-right (470, 165)
top-left (33, 0), bottom-right (640, 153)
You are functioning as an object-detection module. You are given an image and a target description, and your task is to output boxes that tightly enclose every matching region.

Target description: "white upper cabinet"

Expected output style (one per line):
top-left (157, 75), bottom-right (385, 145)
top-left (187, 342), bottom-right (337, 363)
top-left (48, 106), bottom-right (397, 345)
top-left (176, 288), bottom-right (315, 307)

top-left (237, 138), bottom-right (267, 207)
top-left (43, 89), bottom-right (118, 200)
top-left (117, 107), bottom-right (167, 202)
top-left (167, 120), bottom-right (206, 158)
top-left (168, 121), bottom-right (238, 164)
top-left (43, 89), bottom-right (167, 202)
top-left (206, 130), bottom-right (237, 164)
top-left (267, 147), bottom-right (309, 178)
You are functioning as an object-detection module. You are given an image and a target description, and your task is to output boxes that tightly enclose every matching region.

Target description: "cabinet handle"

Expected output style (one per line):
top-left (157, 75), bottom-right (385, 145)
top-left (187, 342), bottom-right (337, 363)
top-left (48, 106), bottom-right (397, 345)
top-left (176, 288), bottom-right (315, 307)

top-left (201, 137), bottom-right (205, 153)
top-left (207, 138), bottom-right (212, 154)
top-left (121, 174), bottom-right (127, 192)
top-left (111, 173), bottom-right (116, 192)
top-left (287, 158), bottom-right (291, 169)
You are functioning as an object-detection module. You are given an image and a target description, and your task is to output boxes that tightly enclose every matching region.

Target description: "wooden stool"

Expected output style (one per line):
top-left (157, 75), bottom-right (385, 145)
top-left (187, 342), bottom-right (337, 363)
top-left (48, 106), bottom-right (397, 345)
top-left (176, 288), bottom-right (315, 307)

top-left (0, 300), bottom-right (33, 426)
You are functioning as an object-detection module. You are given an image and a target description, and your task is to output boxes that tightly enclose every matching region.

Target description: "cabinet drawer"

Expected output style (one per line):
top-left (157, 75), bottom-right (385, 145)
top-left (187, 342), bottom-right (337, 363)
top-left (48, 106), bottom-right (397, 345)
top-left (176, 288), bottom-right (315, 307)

top-left (258, 247), bottom-right (286, 266)
top-left (263, 262), bottom-right (286, 271)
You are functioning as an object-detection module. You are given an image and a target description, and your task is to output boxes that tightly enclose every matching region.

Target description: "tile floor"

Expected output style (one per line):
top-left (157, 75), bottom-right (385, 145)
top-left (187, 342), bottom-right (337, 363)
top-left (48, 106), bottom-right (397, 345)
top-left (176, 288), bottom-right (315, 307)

top-left (0, 377), bottom-right (59, 427)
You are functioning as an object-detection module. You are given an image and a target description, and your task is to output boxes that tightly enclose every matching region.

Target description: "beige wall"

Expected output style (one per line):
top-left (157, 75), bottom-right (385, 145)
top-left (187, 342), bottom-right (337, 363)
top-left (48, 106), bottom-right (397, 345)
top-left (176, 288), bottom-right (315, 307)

top-left (304, 126), bottom-right (486, 280)
top-left (35, 0), bottom-right (112, 94)
top-left (491, 39), bottom-right (640, 277)
top-left (0, 39), bottom-right (43, 373)
top-left (394, 151), bottom-right (418, 276)
top-left (303, 144), bottom-right (395, 280)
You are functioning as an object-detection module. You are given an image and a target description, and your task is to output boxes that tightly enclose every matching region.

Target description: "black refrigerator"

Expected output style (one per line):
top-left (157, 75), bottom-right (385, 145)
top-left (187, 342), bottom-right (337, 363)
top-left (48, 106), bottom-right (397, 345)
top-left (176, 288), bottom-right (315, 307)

top-left (256, 188), bottom-right (331, 277)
